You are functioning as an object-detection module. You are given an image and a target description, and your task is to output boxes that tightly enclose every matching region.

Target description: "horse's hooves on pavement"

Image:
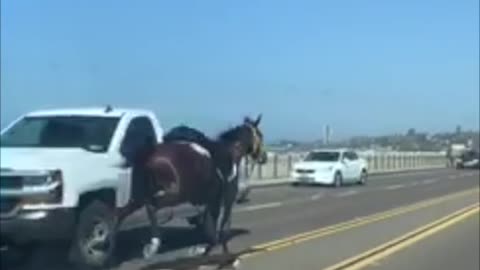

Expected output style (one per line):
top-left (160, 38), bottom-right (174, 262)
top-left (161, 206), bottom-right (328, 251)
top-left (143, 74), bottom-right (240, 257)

top-left (216, 258), bottom-right (241, 270)
top-left (231, 258), bottom-right (241, 269)
top-left (188, 245), bottom-right (207, 256)
top-left (142, 237), bottom-right (161, 259)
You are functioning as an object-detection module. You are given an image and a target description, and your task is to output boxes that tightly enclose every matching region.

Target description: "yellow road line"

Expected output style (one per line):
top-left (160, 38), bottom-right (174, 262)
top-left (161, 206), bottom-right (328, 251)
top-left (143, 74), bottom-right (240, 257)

top-left (240, 188), bottom-right (478, 259)
top-left (322, 203), bottom-right (479, 270)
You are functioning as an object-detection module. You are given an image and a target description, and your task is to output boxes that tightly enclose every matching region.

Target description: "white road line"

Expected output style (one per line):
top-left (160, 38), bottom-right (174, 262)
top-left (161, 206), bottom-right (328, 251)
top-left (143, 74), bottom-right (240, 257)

top-left (335, 190), bottom-right (359, 197)
top-left (385, 184), bottom-right (405, 190)
top-left (406, 181), bottom-right (420, 187)
top-left (235, 202), bottom-right (283, 213)
top-left (448, 175), bottom-right (458, 180)
top-left (311, 193), bottom-right (325, 200)
top-left (422, 178), bottom-right (439, 185)
top-left (379, 170), bottom-right (440, 179)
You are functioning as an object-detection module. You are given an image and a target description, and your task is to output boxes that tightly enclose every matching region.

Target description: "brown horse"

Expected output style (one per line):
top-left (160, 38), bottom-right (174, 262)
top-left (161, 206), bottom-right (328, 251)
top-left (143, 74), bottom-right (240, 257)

top-left (122, 115), bottom-right (267, 259)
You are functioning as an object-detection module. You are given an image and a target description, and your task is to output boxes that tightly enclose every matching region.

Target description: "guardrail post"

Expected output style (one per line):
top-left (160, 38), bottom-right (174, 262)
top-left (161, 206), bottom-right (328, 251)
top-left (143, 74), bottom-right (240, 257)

top-left (257, 163), bottom-right (263, 179)
top-left (287, 154), bottom-right (293, 174)
top-left (273, 154), bottom-right (279, 178)
top-left (372, 155), bottom-right (375, 171)
top-left (382, 154), bottom-right (386, 171)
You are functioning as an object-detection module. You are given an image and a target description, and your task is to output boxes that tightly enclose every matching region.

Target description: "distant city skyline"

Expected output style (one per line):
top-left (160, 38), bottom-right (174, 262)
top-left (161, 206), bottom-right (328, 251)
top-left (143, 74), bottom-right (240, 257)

top-left (1, 1), bottom-right (479, 141)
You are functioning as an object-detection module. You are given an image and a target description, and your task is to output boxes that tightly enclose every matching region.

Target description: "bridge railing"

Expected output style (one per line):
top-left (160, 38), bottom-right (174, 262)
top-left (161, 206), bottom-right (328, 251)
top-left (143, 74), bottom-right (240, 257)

top-left (240, 151), bottom-right (447, 182)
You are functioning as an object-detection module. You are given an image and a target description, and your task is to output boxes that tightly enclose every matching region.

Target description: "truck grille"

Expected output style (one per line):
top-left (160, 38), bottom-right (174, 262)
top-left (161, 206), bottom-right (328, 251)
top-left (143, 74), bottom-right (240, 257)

top-left (0, 176), bottom-right (23, 189)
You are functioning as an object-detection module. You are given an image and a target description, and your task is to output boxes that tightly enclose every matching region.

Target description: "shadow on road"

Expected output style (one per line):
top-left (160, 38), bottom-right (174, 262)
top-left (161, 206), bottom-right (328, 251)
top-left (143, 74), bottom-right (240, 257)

top-left (139, 247), bottom-right (263, 270)
top-left (2, 225), bottom-right (250, 270)
top-left (115, 225), bottom-right (250, 264)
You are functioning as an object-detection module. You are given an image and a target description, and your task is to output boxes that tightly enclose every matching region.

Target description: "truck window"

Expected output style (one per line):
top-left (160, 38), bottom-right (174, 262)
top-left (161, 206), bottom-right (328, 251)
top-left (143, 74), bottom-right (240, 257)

top-left (0, 116), bottom-right (119, 152)
top-left (120, 117), bottom-right (156, 162)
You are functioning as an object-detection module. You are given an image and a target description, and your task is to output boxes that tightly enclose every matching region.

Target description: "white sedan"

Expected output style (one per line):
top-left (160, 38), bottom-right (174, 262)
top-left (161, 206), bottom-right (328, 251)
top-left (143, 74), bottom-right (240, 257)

top-left (291, 149), bottom-right (368, 187)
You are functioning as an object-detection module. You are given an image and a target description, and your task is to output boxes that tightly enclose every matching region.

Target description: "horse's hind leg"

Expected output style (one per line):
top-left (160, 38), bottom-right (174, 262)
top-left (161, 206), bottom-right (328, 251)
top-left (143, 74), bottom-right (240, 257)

top-left (199, 202), bottom-right (220, 257)
top-left (219, 205), bottom-right (233, 254)
top-left (143, 203), bottom-right (162, 259)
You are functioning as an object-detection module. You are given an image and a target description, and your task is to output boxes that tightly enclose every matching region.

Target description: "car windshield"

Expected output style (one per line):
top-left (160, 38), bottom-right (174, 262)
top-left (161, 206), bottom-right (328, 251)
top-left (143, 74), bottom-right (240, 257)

top-left (0, 116), bottom-right (119, 152)
top-left (304, 151), bottom-right (340, 162)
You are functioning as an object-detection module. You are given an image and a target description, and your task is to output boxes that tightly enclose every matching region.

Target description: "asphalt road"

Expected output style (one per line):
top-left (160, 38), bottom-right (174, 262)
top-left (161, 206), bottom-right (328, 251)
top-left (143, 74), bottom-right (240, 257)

top-left (2, 168), bottom-right (479, 270)
top-left (361, 210), bottom-right (479, 270)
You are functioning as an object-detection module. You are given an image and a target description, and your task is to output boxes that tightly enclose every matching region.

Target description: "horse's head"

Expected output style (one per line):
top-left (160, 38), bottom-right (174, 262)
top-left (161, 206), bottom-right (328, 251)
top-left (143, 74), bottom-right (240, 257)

top-left (218, 115), bottom-right (268, 165)
top-left (242, 115), bottom-right (268, 165)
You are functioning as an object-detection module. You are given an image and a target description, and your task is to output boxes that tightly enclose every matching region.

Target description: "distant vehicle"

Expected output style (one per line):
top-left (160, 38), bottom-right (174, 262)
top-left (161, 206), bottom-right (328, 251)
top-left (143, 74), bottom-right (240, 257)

top-left (456, 150), bottom-right (480, 169)
top-left (291, 149), bottom-right (368, 187)
top-left (448, 143), bottom-right (468, 168)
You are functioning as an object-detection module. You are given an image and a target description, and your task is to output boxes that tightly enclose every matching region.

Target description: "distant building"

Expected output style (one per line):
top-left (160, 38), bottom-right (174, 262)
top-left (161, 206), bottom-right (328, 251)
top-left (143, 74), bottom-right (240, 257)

top-left (324, 125), bottom-right (332, 145)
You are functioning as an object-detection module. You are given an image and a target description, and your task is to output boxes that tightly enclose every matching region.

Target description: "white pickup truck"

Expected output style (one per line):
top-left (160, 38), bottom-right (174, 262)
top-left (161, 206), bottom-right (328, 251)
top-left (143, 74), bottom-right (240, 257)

top-left (0, 106), bottom-right (250, 268)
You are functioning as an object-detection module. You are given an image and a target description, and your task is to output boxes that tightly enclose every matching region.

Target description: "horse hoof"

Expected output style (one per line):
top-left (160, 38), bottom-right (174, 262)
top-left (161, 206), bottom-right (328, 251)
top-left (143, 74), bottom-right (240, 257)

top-left (143, 237), bottom-right (161, 259)
top-left (232, 258), bottom-right (241, 269)
top-left (188, 245), bottom-right (207, 256)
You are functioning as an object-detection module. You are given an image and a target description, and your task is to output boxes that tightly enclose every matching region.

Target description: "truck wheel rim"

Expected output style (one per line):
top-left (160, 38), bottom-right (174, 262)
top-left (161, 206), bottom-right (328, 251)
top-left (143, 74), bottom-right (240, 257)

top-left (84, 220), bottom-right (111, 258)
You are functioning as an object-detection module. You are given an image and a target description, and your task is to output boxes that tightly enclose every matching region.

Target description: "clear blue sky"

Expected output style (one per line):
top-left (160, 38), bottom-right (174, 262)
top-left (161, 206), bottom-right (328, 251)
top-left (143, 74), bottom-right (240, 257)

top-left (1, 0), bottom-right (479, 141)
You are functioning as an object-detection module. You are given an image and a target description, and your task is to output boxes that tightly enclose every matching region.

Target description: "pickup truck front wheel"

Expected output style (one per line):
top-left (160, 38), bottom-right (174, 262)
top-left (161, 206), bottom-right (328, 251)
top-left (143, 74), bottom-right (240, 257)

top-left (70, 200), bottom-right (118, 269)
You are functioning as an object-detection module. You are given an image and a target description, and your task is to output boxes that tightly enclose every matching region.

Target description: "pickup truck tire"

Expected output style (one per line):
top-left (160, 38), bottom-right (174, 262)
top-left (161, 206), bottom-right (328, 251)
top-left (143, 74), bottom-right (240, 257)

top-left (70, 200), bottom-right (118, 269)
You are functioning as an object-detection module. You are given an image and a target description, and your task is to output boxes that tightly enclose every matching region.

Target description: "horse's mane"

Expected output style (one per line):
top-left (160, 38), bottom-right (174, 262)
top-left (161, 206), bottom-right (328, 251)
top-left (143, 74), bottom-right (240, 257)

top-left (217, 125), bottom-right (247, 143)
top-left (163, 125), bottom-right (214, 150)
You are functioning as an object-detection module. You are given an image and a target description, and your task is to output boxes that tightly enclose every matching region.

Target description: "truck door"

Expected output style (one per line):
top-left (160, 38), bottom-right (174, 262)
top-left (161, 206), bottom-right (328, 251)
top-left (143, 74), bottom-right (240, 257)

top-left (118, 117), bottom-right (157, 205)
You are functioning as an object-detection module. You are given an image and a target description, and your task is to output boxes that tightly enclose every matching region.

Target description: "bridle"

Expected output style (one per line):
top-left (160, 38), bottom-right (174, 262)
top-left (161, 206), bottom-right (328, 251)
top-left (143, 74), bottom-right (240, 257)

top-left (244, 123), bottom-right (265, 176)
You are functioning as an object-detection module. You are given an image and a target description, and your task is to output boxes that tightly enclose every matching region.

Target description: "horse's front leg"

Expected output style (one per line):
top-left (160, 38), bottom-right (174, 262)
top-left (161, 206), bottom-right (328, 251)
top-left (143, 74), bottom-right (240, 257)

top-left (143, 203), bottom-right (162, 259)
top-left (194, 197), bottom-right (222, 258)
top-left (218, 202), bottom-right (233, 254)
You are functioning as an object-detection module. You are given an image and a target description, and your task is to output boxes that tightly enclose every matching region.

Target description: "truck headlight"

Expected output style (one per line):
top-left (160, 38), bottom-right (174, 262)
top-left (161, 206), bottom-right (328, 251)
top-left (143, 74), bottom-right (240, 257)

top-left (23, 175), bottom-right (49, 186)
top-left (22, 170), bottom-right (63, 205)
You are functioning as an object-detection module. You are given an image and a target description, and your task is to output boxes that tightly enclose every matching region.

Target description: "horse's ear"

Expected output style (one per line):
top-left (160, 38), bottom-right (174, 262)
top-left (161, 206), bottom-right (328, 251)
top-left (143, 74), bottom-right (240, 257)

top-left (244, 116), bottom-right (253, 124)
top-left (254, 114), bottom-right (262, 126)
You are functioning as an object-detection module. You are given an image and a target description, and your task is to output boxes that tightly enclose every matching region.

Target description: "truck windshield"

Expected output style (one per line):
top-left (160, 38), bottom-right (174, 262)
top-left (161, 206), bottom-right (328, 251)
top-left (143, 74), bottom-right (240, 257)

top-left (0, 116), bottom-right (120, 152)
top-left (304, 152), bottom-right (340, 162)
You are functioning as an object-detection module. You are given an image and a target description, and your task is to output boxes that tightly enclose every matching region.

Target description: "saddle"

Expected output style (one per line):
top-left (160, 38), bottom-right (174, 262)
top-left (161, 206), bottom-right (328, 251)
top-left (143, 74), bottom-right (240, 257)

top-left (163, 125), bottom-right (237, 183)
top-left (163, 125), bottom-right (214, 153)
